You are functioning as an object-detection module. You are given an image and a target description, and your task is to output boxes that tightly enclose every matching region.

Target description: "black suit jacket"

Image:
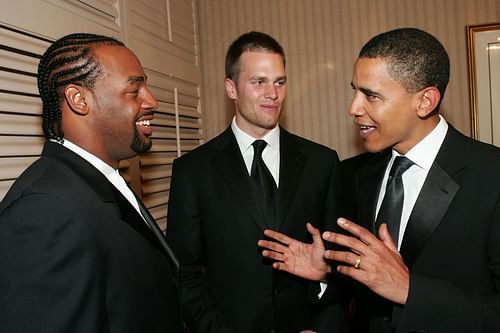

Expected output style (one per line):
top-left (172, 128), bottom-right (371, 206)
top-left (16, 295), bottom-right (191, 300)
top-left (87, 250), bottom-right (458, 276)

top-left (341, 126), bottom-right (500, 333)
top-left (167, 127), bottom-right (345, 333)
top-left (0, 142), bottom-right (182, 333)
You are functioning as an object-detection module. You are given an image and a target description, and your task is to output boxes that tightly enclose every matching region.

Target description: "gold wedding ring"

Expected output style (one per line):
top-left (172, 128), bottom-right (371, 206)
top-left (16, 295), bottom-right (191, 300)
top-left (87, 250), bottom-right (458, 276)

top-left (354, 257), bottom-right (361, 269)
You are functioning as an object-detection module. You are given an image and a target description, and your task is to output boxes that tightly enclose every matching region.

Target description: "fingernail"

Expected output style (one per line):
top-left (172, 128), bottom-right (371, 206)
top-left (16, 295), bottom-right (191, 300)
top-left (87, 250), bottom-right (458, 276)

top-left (323, 231), bottom-right (331, 238)
top-left (337, 218), bottom-right (346, 225)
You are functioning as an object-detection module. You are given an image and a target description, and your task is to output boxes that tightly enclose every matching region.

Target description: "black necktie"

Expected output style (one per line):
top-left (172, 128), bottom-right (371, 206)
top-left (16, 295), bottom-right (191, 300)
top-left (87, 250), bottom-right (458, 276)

top-left (376, 156), bottom-right (414, 246)
top-left (251, 140), bottom-right (278, 228)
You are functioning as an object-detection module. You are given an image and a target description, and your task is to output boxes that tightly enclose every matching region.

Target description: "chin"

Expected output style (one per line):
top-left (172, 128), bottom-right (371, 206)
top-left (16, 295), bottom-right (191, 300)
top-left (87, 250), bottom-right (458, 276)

top-left (262, 120), bottom-right (279, 129)
top-left (363, 142), bottom-right (384, 154)
top-left (131, 138), bottom-right (152, 154)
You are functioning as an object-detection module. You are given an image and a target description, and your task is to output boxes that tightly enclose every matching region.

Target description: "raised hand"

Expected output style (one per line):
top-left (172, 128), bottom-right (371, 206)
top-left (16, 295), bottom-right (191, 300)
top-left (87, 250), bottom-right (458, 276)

top-left (322, 218), bottom-right (410, 304)
top-left (258, 223), bottom-right (331, 281)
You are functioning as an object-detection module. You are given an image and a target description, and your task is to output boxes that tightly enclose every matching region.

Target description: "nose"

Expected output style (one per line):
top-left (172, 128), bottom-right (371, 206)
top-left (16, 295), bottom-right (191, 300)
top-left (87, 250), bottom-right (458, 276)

top-left (264, 83), bottom-right (278, 100)
top-left (348, 92), bottom-right (364, 116)
top-left (143, 86), bottom-right (159, 110)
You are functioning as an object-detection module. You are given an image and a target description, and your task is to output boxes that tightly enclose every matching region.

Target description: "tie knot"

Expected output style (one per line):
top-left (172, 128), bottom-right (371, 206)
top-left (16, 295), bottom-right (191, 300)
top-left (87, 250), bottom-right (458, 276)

top-left (252, 140), bottom-right (267, 157)
top-left (389, 156), bottom-right (414, 178)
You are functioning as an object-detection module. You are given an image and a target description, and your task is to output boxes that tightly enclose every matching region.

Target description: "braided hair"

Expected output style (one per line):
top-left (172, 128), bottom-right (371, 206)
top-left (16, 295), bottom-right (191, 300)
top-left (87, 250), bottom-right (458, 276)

top-left (37, 33), bottom-right (124, 141)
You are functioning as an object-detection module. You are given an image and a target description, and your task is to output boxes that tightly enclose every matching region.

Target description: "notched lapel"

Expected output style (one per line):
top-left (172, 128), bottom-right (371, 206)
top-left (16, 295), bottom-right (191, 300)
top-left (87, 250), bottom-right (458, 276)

top-left (276, 133), bottom-right (306, 230)
top-left (137, 200), bottom-right (179, 272)
top-left (47, 142), bottom-right (171, 260)
top-left (358, 154), bottom-right (389, 233)
top-left (400, 163), bottom-right (459, 268)
top-left (212, 131), bottom-right (268, 230)
top-left (112, 188), bottom-right (163, 251)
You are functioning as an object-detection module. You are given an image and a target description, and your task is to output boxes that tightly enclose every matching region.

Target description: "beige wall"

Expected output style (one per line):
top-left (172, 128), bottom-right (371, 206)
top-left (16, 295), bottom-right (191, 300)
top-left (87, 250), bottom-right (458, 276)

top-left (197, 0), bottom-right (500, 159)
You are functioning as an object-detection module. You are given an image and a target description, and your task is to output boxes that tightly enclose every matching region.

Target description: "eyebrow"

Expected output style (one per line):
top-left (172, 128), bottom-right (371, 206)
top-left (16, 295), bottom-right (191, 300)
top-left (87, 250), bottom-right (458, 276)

top-left (127, 75), bottom-right (146, 84)
top-left (359, 87), bottom-right (380, 97)
top-left (351, 82), bottom-right (380, 97)
top-left (249, 75), bottom-right (268, 81)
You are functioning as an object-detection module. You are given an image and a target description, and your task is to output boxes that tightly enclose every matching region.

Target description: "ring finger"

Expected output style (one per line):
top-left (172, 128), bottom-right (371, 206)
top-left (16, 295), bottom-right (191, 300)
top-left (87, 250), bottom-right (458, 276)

top-left (325, 249), bottom-right (362, 268)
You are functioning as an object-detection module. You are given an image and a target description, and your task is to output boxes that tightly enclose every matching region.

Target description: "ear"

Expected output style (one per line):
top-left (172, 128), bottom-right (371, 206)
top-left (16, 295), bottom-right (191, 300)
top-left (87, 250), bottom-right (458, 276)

top-left (63, 84), bottom-right (89, 116)
top-left (225, 78), bottom-right (237, 100)
top-left (416, 87), bottom-right (441, 118)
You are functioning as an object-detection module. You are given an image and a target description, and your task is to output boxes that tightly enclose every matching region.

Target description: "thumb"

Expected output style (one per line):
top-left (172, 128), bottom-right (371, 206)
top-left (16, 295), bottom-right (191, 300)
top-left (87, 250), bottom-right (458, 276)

top-left (306, 222), bottom-right (324, 248)
top-left (378, 223), bottom-right (398, 252)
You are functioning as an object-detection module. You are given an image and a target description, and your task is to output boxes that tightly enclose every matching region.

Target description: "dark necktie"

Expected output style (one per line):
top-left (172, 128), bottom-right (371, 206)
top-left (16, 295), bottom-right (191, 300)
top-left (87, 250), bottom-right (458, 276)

top-left (376, 156), bottom-right (414, 246)
top-left (251, 140), bottom-right (278, 228)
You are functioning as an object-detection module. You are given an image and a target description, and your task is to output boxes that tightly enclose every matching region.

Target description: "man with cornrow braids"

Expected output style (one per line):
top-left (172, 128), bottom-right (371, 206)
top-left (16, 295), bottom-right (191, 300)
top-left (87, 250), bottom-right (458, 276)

top-left (0, 33), bottom-right (183, 332)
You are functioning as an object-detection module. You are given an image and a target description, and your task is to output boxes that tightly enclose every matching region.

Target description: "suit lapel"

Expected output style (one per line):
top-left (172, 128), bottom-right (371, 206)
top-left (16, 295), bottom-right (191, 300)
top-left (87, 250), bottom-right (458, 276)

top-left (44, 142), bottom-right (166, 256)
top-left (212, 128), bottom-right (268, 230)
top-left (112, 189), bottom-right (164, 251)
top-left (400, 127), bottom-right (463, 268)
top-left (357, 152), bottom-right (390, 233)
top-left (137, 200), bottom-right (179, 270)
top-left (277, 130), bottom-right (306, 230)
top-left (400, 163), bottom-right (459, 267)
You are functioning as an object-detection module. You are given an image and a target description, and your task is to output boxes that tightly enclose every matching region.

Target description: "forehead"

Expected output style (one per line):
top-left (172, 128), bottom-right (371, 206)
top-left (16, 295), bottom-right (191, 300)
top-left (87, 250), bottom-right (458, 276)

top-left (239, 51), bottom-right (285, 72)
top-left (353, 57), bottom-right (402, 90)
top-left (354, 57), bottom-right (389, 79)
top-left (93, 44), bottom-right (145, 79)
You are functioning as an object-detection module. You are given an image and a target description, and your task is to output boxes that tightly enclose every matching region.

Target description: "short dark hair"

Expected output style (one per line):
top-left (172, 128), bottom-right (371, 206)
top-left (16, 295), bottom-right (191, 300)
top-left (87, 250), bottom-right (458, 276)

top-left (359, 28), bottom-right (449, 102)
top-left (225, 31), bottom-right (285, 82)
top-left (37, 33), bottom-right (124, 141)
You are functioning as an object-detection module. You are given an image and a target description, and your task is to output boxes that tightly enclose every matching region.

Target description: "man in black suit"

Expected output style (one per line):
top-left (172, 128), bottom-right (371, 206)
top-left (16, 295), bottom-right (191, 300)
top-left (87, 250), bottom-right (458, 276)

top-left (259, 28), bottom-right (500, 332)
top-left (166, 31), bottom-right (345, 332)
top-left (0, 33), bottom-right (182, 332)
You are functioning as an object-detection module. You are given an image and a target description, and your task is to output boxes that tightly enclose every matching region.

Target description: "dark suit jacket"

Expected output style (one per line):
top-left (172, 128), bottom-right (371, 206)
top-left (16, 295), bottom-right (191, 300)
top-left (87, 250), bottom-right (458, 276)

top-left (341, 126), bottom-right (500, 333)
top-left (166, 127), bottom-right (345, 333)
top-left (0, 142), bottom-right (182, 333)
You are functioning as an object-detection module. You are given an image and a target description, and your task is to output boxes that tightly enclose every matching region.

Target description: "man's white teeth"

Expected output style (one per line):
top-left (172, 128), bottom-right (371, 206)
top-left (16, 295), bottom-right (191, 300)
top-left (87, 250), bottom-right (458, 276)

top-left (360, 125), bottom-right (370, 130)
top-left (136, 120), bottom-right (151, 127)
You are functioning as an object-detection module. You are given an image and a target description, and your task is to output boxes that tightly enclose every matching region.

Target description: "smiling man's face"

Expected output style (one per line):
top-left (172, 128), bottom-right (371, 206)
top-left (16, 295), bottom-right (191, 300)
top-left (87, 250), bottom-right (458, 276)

top-left (348, 57), bottom-right (426, 154)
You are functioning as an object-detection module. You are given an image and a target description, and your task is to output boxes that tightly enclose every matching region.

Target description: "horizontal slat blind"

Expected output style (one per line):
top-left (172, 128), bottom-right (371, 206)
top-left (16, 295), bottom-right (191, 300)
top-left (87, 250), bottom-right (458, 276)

top-left (169, 0), bottom-right (197, 54)
top-left (129, 0), bottom-right (197, 62)
top-left (138, 69), bottom-right (202, 230)
top-left (128, 0), bottom-right (200, 83)
top-left (1, 2), bottom-right (203, 231)
top-left (0, 26), bottom-right (204, 223)
top-left (77, 0), bottom-right (119, 19)
top-left (123, 0), bottom-right (202, 229)
top-left (0, 25), bottom-right (49, 199)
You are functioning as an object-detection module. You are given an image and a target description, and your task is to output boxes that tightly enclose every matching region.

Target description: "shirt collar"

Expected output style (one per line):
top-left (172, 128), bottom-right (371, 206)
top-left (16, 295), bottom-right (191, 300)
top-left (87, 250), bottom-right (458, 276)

top-left (231, 116), bottom-right (280, 153)
top-left (59, 139), bottom-right (117, 179)
top-left (393, 115), bottom-right (448, 171)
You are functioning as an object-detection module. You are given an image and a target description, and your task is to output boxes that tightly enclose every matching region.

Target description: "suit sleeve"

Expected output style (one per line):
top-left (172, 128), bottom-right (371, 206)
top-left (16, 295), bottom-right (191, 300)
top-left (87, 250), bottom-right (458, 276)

top-left (166, 159), bottom-right (236, 333)
top-left (308, 152), bottom-right (368, 333)
top-left (0, 193), bottom-right (107, 333)
top-left (308, 151), bottom-right (351, 332)
top-left (398, 194), bottom-right (500, 332)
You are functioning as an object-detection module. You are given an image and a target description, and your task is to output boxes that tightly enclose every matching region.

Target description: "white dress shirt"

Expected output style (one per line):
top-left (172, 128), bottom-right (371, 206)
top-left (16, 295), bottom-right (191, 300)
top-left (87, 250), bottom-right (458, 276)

top-left (231, 118), bottom-right (330, 298)
top-left (375, 115), bottom-right (448, 249)
top-left (231, 117), bottom-right (280, 186)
